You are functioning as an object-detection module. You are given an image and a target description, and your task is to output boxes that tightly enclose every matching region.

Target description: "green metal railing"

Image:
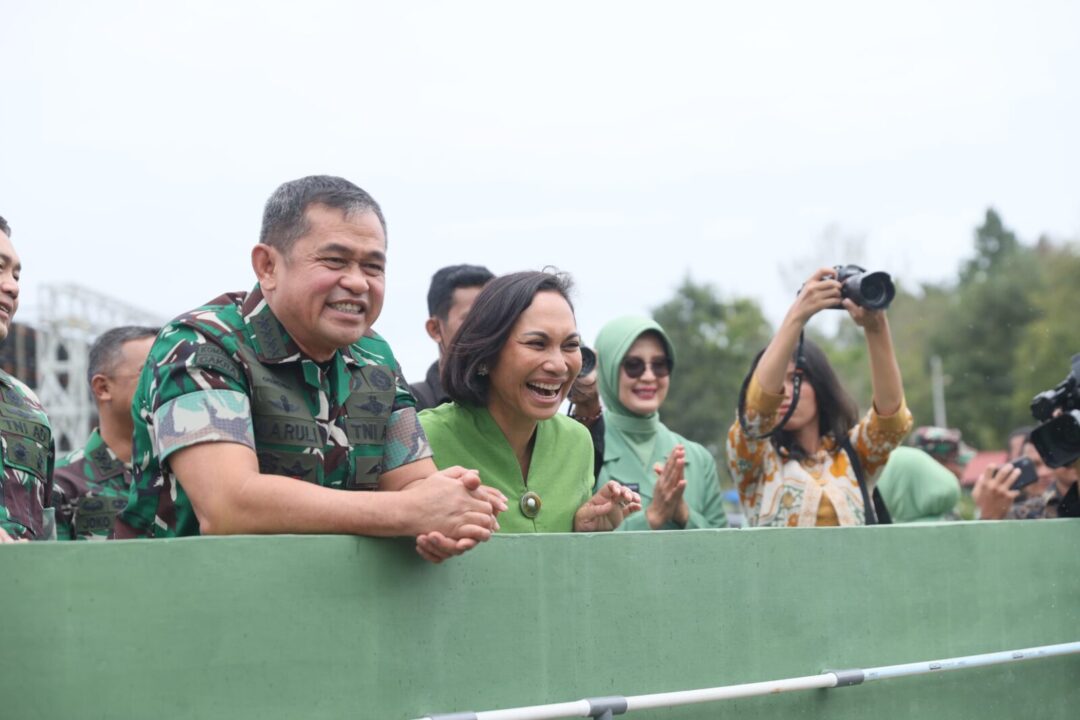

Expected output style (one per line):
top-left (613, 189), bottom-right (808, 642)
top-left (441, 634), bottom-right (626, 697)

top-left (3, 522), bottom-right (1079, 719)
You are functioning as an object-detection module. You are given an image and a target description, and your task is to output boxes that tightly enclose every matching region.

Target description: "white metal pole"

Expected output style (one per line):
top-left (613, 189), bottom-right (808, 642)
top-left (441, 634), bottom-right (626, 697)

top-left (419, 641), bottom-right (1080, 720)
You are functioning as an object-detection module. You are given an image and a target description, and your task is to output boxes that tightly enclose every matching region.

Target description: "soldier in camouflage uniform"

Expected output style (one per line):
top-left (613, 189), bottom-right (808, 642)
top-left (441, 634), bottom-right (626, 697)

top-left (0, 215), bottom-right (56, 543)
top-left (51, 326), bottom-right (158, 540)
top-left (115, 176), bottom-right (505, 563)
top-left (1005, 480), bottom-right (1071, 519)
top-left (1004, 444), bottom-right (1079, 520)
top-left (973, 433), bottom-right (1075, 520)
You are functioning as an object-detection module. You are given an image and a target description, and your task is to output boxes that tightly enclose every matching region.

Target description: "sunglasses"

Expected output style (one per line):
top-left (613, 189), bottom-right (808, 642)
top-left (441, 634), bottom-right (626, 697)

top-left (621, 357), bottom-right (672, 379)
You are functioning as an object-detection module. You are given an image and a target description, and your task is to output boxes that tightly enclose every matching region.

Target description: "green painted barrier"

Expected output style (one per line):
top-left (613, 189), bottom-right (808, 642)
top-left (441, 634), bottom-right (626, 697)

top-left (4, 521), bottom-right (1079, 719)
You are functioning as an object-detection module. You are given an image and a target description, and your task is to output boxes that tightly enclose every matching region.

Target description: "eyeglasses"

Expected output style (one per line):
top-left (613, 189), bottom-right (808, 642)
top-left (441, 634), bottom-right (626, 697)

top-left (621, 357), bottom-right (671, 379)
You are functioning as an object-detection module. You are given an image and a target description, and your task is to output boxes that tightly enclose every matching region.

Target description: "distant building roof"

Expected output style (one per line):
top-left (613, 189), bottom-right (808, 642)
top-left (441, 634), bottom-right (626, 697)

top-left (961, 450), bottom-right (1008, 487)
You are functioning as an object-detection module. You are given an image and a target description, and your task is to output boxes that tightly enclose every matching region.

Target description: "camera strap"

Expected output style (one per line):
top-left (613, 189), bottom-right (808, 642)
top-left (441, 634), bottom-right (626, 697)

top-left (737, 330), bottom-right (894, 526)
top-left (839, 436), bottom-right (892, 525)
top-left (737, 331), bottom-right (806, 440)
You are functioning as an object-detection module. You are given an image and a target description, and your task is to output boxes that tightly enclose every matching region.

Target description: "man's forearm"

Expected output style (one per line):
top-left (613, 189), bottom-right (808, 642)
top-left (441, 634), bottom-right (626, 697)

top-left (171, 444), bottom-right (420, 537)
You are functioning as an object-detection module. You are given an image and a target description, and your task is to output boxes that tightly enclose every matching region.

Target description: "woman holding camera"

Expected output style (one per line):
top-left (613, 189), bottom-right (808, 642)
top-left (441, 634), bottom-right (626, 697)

top-left (419, 271), bottom-right (641, 538)
top-left (591, 316), bottom-right (727, 530)
top-left (728, 267), bottom-right (912, 527)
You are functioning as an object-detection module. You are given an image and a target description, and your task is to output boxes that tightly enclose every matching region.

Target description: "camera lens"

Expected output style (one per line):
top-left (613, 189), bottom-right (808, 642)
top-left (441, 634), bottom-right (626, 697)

top-left (860, 278), bottom-right (887, 306)
top-left (580, 346), bottom-right (597, 376)
top-left (855, 272), bottom-right (895, 310)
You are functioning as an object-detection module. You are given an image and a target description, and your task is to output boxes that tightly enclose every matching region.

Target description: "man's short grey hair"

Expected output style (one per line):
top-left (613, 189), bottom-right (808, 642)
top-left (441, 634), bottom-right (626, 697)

top-left (259, 175), bottom-right (387, 254)
top-left (87, 326), bottom-right (160, 386)
top-left (0, 216), bottom-right (10, 237)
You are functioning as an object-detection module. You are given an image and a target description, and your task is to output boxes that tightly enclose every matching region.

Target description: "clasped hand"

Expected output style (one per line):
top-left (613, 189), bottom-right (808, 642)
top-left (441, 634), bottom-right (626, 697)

top-left (410, 466), bottom-right (508, 563)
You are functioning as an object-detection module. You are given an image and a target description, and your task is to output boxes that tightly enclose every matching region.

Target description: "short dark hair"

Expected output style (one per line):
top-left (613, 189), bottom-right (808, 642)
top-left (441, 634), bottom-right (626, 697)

top-left (0, 216), bottom-right (10, 237)
top-left (742, 339), bottom-right (859, 461)
top-left (260, 175), bottom-right (386, 253)
top-left (442, 270), bottom-right (575, 407)
top-left (87, 326), bottom-right (160, 386)
top-left (427, 264), bottom-right (495, 318)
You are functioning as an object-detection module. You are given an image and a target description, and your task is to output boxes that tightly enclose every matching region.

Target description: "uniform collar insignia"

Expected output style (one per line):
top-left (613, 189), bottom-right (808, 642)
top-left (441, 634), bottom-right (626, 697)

top-left (242, 285), bottom-right (302, 363)
top-left (86, 429), bottom-right (126, 479)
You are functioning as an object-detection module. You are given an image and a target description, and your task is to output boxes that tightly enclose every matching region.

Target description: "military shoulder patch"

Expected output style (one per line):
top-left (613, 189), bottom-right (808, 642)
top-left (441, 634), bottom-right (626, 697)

top-left (192, 345), bottom-right (244, 384)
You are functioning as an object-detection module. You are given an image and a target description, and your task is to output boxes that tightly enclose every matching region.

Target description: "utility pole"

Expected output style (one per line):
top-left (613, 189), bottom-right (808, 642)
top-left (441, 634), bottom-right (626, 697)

top-left (930, 355), bottom-right (947, 428)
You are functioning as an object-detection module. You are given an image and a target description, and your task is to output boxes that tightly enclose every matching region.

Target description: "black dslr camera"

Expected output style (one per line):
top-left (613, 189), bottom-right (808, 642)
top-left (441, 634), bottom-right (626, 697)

top-left (831, 265), bottom-right (896, 311)
top-left (1029, 353), bottom-right (1080, 468)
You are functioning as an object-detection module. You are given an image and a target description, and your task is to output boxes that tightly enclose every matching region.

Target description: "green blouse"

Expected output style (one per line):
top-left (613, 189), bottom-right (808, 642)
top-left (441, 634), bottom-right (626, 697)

top-left (420, 403), bottom-right (594, 533)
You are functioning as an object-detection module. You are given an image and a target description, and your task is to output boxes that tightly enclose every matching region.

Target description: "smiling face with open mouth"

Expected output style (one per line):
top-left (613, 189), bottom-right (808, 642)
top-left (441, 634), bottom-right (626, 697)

top-left (0, 228), bottom-right (20, 343)
top-left (487, 290), bottom-right (582, 429)
top-left (257, 204), bottom-right (386, 362)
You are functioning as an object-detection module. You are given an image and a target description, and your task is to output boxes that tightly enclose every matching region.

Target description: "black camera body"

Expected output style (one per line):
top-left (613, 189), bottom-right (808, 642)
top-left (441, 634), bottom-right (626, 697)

top-left (1029, 353), bottom-right (1080, 468)
top-left (831, 264), bottom-right (896, 311)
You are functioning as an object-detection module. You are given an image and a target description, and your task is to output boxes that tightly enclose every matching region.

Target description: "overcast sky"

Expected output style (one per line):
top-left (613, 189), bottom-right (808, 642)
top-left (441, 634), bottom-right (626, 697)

top-left (2, 0), bottom-right (1077, 381)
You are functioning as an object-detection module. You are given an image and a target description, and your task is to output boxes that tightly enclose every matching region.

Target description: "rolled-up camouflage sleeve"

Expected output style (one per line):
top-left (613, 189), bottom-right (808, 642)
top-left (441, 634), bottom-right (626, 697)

top-left (146, 326), bottom-right (255, 462)
top-left (383, 408), bottom-right (433, 472)
top-left (153, 390), bottom-right (255, 461)
top-left (391, 360), bottom-right (417, 411)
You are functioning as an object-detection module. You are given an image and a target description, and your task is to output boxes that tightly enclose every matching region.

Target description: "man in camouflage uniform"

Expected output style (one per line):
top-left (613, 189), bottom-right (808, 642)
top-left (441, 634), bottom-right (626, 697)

top-left (0, 215), bottom-right (56, 543)
top-left (974, 433), bottom-right (1075, 520)
top-left (911, 426), bottom-right (975, 480)
top-left (115, 176), bottom-right (505, 563)
top-left (51, 326), bottom-right (157, 540)
top-left (1005, 442), bottom-right (1078, 520)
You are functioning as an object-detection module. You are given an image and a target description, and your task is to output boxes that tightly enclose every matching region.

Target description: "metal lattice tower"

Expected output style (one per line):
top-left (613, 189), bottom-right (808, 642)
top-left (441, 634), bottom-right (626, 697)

top-left (35, 283), bottom-right (165, 452)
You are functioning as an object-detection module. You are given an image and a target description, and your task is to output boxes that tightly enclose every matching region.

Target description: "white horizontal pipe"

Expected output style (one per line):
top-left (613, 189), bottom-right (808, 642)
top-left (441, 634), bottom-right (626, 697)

top-left (626, 672), bottom-right (837, 711)
top-left (474, 700), bottom-right (590, 720)
top-left (863, 641), bottom-right (1080, 683)
top-left (418, 641), bottom-right (1080, 720)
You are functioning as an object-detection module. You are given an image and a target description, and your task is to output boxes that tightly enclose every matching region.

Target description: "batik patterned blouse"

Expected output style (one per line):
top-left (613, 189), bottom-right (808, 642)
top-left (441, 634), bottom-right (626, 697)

top-left (727, 376), bottom-right (912, 527)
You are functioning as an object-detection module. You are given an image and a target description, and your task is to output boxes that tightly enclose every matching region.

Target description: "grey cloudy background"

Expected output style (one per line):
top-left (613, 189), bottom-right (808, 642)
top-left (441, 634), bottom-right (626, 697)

top-left (2, 0), bottom-right (1077, 381)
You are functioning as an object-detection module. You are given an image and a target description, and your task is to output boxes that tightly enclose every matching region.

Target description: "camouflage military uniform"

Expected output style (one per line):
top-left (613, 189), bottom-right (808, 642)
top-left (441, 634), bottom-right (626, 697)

top-left (116, 285), bottom-right (432, 538)
top-left (51, 428), bottom-right (131, 540)
top-left (0, 369), bottom-right (55, 540)
top-left (1006, 482), bottom-right (1067, 520)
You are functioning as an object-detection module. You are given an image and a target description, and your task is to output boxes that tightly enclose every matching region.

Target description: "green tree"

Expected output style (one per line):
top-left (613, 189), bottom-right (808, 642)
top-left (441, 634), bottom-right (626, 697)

top-left (928, 209), bottom-right (1041, 449)
top-left (1012, 239), bottom-right (1080, 416)
top-left (885, 282), bottom-right (951, 431)
top-left (961, 208), bottom-right (1021, 283)
top-left (651, 277), bottom-right (772, 482)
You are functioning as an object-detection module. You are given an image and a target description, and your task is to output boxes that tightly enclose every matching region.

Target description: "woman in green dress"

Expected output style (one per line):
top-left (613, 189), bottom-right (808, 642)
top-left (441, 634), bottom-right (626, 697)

top-left (593, 316), bottom-right (727, 530)
top-left (419, 271), bottom-right (641, 534)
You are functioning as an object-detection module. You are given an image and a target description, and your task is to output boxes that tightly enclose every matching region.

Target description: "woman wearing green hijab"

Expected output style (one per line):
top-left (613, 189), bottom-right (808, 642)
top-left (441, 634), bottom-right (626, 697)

top-left (594, 316), bottom-right (728, 530)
